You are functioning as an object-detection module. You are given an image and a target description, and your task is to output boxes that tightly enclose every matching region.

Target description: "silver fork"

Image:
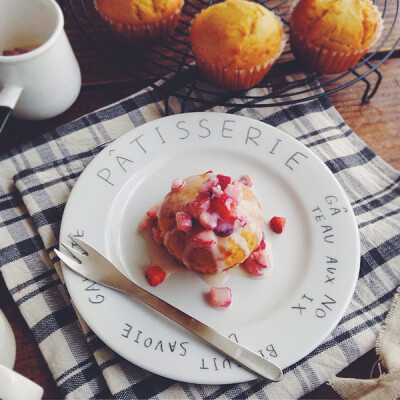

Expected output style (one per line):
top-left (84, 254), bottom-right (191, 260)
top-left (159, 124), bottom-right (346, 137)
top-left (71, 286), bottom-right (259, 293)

top-left (55, 235), bottom-right (283, 382)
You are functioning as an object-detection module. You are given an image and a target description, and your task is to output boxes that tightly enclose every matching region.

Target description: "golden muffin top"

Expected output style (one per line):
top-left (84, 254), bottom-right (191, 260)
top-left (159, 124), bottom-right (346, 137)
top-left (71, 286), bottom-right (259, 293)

top-left (95, 0), bottom-right (183, 25)
top-left (190, 0), bottom-right (283, 69)
top-left (290, 0), bottom-right (382, 52)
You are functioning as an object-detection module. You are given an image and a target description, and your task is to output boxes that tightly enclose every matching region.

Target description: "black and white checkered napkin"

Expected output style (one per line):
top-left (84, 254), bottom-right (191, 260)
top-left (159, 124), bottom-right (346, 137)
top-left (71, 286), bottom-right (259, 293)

top-left (0, 77), bottom-right (399, 399)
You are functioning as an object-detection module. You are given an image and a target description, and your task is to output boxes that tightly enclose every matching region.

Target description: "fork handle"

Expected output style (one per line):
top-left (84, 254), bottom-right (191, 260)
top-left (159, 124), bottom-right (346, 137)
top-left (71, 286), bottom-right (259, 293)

top-left (124, 283), bottom-right (283, 381)
top-left (56, 246), bottom-right (283, 381)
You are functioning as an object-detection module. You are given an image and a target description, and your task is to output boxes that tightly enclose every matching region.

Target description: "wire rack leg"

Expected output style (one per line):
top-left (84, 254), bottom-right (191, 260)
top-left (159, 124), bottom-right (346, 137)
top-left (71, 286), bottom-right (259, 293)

top-left (351, 65), bottom-right (383, 104)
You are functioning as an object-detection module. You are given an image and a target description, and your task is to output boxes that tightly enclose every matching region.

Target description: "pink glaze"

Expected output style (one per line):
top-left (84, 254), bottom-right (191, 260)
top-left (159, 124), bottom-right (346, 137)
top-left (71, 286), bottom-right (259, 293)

top-left (147, 203), bottom-right (160, 219)
top-left (171, 178), bottom-right (185, 192)
top-left (158, 173), bottom-right (266, 273)
top-left (176, 211), bottom-right (192, 232)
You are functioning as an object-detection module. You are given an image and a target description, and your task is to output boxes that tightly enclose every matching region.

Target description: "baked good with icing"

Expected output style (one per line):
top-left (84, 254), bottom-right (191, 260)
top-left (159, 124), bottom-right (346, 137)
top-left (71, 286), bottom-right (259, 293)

top-left (156, 172), bottom-right (267, 274)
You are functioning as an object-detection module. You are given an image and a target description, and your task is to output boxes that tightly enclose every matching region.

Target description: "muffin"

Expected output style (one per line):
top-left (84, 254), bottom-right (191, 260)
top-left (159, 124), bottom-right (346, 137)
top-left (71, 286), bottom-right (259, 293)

top-left (190, 0), bottom-right (285, 91)
top-left (148, 172), bottom-right (267, 274)
top-left (94, 0), bottom-right (183, 44)
top-left (290, 0), bottom-right (383, 74)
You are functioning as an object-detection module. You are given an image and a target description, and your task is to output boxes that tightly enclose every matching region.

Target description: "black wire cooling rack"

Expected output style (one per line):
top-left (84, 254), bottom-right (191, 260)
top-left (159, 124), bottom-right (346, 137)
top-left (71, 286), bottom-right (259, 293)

top-left (64, 0), bottom-right (400, 113)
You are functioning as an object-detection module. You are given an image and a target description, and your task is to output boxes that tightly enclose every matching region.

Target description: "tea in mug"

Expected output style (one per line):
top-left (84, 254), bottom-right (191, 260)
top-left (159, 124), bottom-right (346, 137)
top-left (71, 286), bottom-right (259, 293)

top-left (2, 43), bottom-right (41, 56)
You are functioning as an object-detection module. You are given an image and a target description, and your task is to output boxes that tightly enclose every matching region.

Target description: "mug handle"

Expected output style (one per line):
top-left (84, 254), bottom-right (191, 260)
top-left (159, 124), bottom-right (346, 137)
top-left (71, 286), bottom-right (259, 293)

top-left (0, 85), bottom-right (23, 134)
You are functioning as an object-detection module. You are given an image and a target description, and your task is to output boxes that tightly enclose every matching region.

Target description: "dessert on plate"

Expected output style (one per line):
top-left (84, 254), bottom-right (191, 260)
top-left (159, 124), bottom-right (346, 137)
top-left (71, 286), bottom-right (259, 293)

top-left (142, 171), bottom-right (268, 275)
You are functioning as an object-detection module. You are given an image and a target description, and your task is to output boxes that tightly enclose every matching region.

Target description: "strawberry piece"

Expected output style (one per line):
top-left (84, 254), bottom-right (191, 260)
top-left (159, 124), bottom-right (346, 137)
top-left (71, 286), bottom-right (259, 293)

top-left (171, 178), bottom-right (185, 192)
top-left (213, 220), bottom-right (233, 237)
top-left (145, 266), bottom-right (166, 287)
top-left (243, 256), bottom-right (266, 276)
top-left (151, 227), bottom-right (164, 245)
top-left (190, 230), bottom-right (215, 247)
top-left (199, 175), bottom-right (219, 193)
top-left (211, 193), bottom-right (236, 220)
top-left (243, 250), bottom-right (268, 276)
top-left (224, 182), bottom-right (242, 203)
top-left (217, 174), bottom-right (232, 191)
top-left (209, 287), bottom-right (232, 307)
top-left (237, 215), bottom-right (247, 227)
top-left (211, 186), bottom-right (223, 198)
top-left (239, 174), bottom-right (253, 187)
top-left (184, 193), bottom-right (211, 218)
top-left (269, 216), bottom-right (286, 234)
top-left (199, 211), bottom-right (218, 229)
top-left (254, 249), bottom-right (268, 266)
top-left (147, 203), bottom-right (160, 219)
top-left (255, 237), bottom-right (266, 251)
top-left (243, 236), bottom-right (269, 275)
top-left (139, 217), bottom-right (153, 231)
top-left (176, 211), bottom-right (192, 232)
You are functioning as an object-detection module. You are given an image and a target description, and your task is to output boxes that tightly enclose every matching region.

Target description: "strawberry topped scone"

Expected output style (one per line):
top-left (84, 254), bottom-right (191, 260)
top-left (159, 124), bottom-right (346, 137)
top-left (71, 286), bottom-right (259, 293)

top-left (148, 171), bottom-right (268, 274)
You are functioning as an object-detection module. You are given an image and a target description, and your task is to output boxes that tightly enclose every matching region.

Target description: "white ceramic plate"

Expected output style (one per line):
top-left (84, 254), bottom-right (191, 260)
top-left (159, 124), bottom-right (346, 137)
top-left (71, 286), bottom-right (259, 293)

top-left (60, 112), bottom-right (360, 384)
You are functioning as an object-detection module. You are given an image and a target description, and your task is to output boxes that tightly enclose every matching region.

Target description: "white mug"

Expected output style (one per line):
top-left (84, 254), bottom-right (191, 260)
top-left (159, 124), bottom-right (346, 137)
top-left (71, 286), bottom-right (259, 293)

top-left (0, 309), bottom-right (43, 399)
top-left (0, 309), bottom-right (16, 368)
top-left (0, 0), bottom-right (81, 128)
top-left (0, 365), bottom-right (44, 400)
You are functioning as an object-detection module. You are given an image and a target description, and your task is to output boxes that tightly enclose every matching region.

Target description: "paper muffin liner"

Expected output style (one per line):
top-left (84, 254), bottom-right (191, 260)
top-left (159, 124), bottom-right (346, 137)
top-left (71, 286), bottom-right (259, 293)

top-left (94, 1), bottom-right (183, 44)
top-left (289, 0), bottom-right (383, 74)
top-left (194, 53), bottom-right (277, 91)
top-left (191, 14), bottom-right (287, 91)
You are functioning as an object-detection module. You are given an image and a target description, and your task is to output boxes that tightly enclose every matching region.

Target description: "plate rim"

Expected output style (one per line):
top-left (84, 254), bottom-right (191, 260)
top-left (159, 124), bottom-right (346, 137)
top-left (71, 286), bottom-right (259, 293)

top-left (60, 112), bottom-right (360, 384)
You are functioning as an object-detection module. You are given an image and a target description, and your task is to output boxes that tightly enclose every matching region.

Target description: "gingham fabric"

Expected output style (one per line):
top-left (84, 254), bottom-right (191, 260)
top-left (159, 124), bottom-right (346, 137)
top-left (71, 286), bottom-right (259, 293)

top-left (0, 77), bottom-right (399, 399)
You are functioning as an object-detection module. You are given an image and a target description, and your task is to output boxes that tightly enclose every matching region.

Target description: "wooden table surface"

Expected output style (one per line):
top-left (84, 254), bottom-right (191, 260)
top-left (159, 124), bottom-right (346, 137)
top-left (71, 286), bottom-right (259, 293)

top-left (0, 1), bottom-right (399, 398)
